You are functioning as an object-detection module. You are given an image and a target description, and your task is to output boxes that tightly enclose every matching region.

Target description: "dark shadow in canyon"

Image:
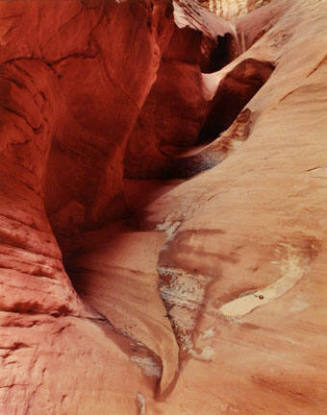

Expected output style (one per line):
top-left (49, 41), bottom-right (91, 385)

top-left (52, 53), bottom-right (275, 401)
top-left (197, 58), bottom-right (275, 144)
top-left (200, 33), bottom-right (236, 73)
top-left (49, 33), bottom-right (275, 399)
top-left (139, 58), bottom-right (275, 180)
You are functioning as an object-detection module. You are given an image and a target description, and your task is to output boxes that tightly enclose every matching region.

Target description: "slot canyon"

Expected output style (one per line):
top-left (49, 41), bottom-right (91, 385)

top-left (0, 0), bottom-right (327, 414)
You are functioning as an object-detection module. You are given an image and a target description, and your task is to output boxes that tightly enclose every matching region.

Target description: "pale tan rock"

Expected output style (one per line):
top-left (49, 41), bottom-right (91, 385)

top-left (69, 223), bottom-right (179, 396)
top-left (198, 0), bottom-right (272, 19)
top-left (1, 0), bottom-right (327, 414)
top-left (140, 1), bottom-right (327, 413)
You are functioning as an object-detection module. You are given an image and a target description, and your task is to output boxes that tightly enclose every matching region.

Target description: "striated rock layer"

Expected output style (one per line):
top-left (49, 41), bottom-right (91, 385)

top-left (197, 0), bottom-right (272, 19)
top-left (1, 0), bottom-right (327, 414)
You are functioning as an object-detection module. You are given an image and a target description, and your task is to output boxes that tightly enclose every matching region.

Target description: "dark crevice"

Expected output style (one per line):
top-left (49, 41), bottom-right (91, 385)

top-left (200, 33), bottom-right (237, 73)
top-left (153, 110), bottom-right (252, 179)
top-left (126, 58), bottom-right (274, 180)
top-left (197, 58), bottom-right (275, 144)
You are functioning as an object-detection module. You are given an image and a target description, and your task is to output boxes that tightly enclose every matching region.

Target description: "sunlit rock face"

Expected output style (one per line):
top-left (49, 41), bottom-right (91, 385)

top-left (197, 0), bottom-right (272, 19)
top-left (1, 0), bottom-right (327, 414)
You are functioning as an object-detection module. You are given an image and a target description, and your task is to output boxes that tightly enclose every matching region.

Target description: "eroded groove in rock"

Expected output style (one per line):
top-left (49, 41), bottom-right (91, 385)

top-left (157, 107), bottom-right (252, 178)
top-left (124, 53), bottom-right (273, 180)
top-left (0, 59), bottom-right (82, 315)
top-left (66, 225), bottom-right (180, 396)
top-left (2, 0), bottom-right (327, 413)
top-left (198, 58), bottom-right (274, 143)
top-left (157, 265), bottom-right (213, 360)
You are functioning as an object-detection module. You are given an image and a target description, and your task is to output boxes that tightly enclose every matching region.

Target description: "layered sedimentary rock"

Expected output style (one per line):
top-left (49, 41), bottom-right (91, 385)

top-left (1, 0), bottom-right (327, 414)
top-left (197, 0), bottom-right (272, 18)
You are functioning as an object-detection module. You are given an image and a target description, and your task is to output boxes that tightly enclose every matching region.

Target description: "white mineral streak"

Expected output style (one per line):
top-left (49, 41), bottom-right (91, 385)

top-left (201, 0), bottom-right (271, 19)
top-left (220, 246), bottom-right (310, 318)
top-left (131, 356), bottom-right (161, 378)
top-left (136, 392), bottom-right (146, 415)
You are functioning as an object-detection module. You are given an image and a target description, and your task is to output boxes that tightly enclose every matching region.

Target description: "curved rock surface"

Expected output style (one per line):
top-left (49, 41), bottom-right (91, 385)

top-left (1, 0), bottom-right (327, 414)
top-left (198, 0), bottom-right (272, 19)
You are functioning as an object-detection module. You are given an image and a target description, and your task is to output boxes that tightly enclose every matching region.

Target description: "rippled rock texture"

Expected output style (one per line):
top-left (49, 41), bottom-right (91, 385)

top-left (197, 0), bottom-right (272, 19)
top-left (1, 0), bottom-right (327, 414)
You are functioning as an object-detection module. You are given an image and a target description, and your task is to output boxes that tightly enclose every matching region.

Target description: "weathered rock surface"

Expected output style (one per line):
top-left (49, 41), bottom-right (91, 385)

top-left (198, 0), bottom-right (272, 19)
top-left (124, 25), bottom-right (208, 179)
top-left (1, 0), bottom-right (327, 414)
top-left (0, 0), bottom-right (174, 314)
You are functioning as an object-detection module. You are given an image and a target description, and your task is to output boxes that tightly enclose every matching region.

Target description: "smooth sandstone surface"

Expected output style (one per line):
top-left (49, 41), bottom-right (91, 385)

top-left (198, 0), bottom-right (272, 19)
top-left (0, 0), bottom-right (327, 414)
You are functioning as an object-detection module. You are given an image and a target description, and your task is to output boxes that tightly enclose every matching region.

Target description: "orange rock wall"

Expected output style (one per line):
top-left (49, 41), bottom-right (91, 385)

top-left (1, 0), bottom-right (327, 414)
